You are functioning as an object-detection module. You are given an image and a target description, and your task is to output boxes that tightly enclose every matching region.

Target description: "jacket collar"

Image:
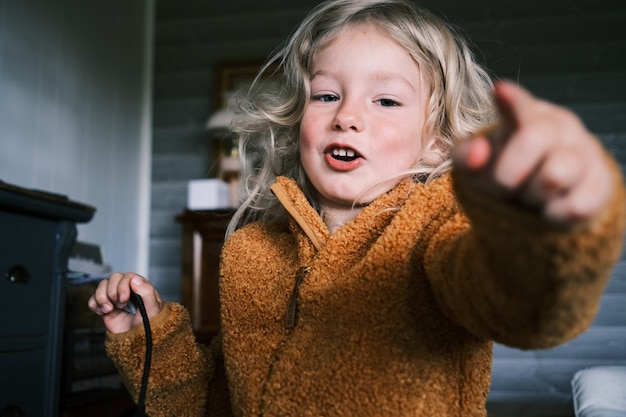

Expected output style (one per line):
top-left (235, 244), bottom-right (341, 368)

top-left (270, 175), bottom-right (421, 251)
top-left (270, 177), bottom-right (329, 251)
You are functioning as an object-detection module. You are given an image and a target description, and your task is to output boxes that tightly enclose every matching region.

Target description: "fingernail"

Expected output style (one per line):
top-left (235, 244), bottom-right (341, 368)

top-left (132, 275), bottom-right (143, 287)
top-left (102, 304), bottom-right (112, 313)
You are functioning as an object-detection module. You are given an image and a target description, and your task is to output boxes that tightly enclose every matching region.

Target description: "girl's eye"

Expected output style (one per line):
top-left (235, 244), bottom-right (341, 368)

top-left (378, 98), bottom-right (399, 107)
top-left (313, 94), bottom-right (339, 102)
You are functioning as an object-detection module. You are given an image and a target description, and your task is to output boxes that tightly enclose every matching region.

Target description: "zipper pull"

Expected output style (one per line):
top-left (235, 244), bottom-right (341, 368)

top-left (285, 266), bottom-right (310, 329)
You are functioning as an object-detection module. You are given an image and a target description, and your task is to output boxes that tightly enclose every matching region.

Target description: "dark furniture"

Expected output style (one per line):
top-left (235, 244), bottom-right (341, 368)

top-left (0, 181), bottom-right (95, 416)
top-left (176, 209), bottom-right (235, 345)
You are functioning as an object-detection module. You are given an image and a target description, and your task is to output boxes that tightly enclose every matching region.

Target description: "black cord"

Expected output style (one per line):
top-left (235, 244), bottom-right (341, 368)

top-left (130, 292), bottom-right (152, 417)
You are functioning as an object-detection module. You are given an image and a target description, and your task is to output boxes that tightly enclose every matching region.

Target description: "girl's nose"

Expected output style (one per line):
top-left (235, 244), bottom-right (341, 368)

top-left (333, 98), bottom-right (364, 132)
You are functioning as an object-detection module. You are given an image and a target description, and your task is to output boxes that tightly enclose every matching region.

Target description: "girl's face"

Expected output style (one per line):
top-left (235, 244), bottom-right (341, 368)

top-left (300, 23), bottom-right (431, 209)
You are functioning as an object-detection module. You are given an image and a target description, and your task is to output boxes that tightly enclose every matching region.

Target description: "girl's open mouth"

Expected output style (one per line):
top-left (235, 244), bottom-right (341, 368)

top-left (330, 147), bottom-right (360, 162)
top-left (325, 146), bottom-right (364, 171)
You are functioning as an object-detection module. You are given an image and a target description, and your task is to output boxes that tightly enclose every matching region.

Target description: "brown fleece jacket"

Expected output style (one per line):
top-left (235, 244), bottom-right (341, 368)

top-left (106, 159), bottom-right (625, 417)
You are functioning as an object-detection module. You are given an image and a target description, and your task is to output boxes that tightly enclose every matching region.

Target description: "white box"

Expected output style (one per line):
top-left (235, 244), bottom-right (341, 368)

top-left (187, 179), bottom-right (230, 210)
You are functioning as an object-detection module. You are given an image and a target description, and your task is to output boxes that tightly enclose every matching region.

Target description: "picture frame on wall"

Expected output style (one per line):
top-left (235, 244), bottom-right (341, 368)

top-left (213, 60), bottom-right (267, 109)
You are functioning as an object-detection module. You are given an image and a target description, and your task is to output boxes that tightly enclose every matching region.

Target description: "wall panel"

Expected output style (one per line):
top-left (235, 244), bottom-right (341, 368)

top-left (0, 0), bottom-right (153, 273)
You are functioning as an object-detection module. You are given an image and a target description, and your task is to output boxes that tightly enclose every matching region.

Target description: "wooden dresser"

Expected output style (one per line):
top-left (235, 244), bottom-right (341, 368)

top-left (0, 181), bottom-right (95, 416)
top-left (176, 209), bottom-right (235, 345)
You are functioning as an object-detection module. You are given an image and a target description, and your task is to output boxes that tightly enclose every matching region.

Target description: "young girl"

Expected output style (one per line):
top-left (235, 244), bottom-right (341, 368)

top-left (89, 1), bottom-right (625, 416)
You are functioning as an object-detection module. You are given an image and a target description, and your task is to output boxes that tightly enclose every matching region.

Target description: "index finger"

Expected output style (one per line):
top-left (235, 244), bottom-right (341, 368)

top-left (492, 80), bottom-right (536, 130)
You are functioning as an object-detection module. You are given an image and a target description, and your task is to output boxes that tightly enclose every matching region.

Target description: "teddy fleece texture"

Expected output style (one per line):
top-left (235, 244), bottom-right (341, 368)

top-left (106, 158), bottom-right (626, 417)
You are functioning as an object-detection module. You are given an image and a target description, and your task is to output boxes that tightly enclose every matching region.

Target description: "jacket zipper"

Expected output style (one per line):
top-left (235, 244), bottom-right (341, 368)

top-left (285, 266), bottom-right (310, 329)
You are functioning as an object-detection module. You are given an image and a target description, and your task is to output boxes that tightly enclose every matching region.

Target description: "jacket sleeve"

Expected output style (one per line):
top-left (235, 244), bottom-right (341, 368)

top-left (425, 150), bottom-right (626, 349)
top-left (105, 302), bottom-right (232, 417)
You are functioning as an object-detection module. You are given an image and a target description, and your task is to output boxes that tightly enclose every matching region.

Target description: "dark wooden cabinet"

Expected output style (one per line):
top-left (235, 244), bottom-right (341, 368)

top-left (0, 182), bottom-right (95, 417)
top-left (176, 209), bottom-right (235, 345)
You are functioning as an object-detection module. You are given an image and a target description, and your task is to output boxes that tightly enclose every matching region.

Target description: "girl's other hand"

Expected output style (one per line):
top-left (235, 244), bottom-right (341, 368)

top-left (88, 272), bottom-right (163, 334)
top-left (454, 81), bottom-right (613, 226)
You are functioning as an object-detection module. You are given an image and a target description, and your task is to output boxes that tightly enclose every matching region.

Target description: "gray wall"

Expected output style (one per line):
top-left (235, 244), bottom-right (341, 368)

top-left (0, 0), bottom-right (154, 274)
top-left (151, 1), bottom-right (626, 415)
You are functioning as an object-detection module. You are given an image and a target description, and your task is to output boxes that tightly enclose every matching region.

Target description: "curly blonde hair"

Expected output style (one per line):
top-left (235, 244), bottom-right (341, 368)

top-left (228, 0), bottom-right (496, 235)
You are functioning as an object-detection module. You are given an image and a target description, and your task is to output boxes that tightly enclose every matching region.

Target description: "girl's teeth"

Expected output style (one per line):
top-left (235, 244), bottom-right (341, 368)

top-left (333, 148), bottom-right (355, 157)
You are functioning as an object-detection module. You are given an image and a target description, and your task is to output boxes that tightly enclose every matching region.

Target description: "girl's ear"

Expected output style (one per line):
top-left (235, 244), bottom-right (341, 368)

top-left (421, 136), bottom-right (446, 166)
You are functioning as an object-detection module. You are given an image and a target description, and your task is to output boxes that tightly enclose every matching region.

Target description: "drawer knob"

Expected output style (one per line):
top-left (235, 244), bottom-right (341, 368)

top-left (6, 265), bottom-right (30, 284)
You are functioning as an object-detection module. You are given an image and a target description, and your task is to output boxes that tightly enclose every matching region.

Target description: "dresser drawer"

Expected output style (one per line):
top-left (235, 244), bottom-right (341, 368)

top-left (0, 348), bottom-right (46, 416)
top-left (0, 211), bottom-right (61, 338)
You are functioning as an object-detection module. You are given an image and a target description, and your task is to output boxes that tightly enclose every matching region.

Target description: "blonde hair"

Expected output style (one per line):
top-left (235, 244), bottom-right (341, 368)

top-left (228, 0), bottom-right (496, 235)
